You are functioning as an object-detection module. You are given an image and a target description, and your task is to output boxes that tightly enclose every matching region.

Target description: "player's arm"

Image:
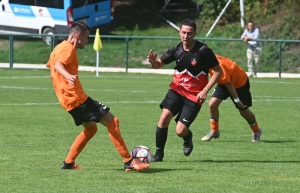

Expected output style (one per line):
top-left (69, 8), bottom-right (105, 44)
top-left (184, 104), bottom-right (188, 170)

top-left (147, 50), bottom-right (165, 69)
top-left (197, 65), bottom-right (223, 103)
top-left (54, 62), bottom-right (77, 85)
top-left (244, 28), bottom-right (260, 42)
top-left (223, 81), bottom-right (247, 108)
top-left (241, 30), bottom-right (249, 42)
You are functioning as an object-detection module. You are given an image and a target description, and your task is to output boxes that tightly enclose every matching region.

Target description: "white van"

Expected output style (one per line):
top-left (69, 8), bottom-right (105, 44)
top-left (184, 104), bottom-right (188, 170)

top-left (0, 0), bottom-right (114, 45)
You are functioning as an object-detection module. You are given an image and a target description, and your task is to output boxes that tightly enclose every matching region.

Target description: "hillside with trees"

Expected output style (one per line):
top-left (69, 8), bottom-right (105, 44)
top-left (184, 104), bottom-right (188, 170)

top-left (113, 0), bottom-right (300, 72)
top-left (114, 0), bottom-right (299, 40)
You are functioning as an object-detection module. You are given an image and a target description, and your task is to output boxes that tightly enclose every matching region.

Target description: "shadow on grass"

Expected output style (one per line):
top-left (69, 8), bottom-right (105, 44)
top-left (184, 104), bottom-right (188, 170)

top-left (113, 168), bottom-right (189, 173)
top-left (170, 160), bottom-right (300, 163)
top-left (209, 140), bottom-right (297, 143)
top-left (261, 140), bottom-right (297, 143)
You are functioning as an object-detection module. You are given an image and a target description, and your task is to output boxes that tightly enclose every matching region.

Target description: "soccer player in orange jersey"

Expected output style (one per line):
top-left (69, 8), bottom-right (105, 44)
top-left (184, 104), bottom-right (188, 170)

top-left (201, 54), bottom-right (262, 142)
top-left (46, 22), bottom-right (149, 172)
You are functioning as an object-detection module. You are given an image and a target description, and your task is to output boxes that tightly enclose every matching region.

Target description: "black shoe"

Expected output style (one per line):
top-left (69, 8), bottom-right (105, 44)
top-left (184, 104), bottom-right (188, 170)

top-left (124, 158), bottom-right (150, 172)
top-left (183, 136), bottom-right (193, 156)
top-left (60, 161), bottom-right (83, 170)
top-left (151, 154), bottom-right (164, 162)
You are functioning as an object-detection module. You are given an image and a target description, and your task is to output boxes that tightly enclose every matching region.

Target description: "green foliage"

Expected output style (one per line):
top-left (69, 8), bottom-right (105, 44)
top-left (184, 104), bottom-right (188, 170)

top-left (193, 0), bottom-right (284, 25)
top-left (193, 0), bottom-right (240, 28)
top-left (1, 69), bottom-right (300, 192)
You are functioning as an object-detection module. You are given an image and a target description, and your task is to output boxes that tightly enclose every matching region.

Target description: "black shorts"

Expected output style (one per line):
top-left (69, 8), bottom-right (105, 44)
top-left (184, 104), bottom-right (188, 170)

top-left (68, 97), bottom-right (110, 126)
top-left (211, 78), bottom-right (252, 109)
top-left (160, 89), bottom-right (201, 127)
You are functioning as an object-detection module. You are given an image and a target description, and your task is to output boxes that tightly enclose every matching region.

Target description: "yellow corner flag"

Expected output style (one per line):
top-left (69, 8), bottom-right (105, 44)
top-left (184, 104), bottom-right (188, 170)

top-left (93, 28), bottom-right (102, 52)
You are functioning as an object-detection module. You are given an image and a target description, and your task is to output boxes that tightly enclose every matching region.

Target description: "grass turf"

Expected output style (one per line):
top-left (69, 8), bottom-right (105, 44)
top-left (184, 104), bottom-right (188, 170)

top-left (0, 69), bottom-right (299, 193)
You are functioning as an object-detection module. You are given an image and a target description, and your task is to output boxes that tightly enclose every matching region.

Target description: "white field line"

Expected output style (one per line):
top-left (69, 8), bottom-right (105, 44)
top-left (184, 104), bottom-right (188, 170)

top-left (0, 86), bottom-right (51, 90)
top-left (0, 75), bottom-right (171, 80)
top-left (0, 76), bottom-right (50, 79)
top-left (0, 85), bottom-right (146, 93)
top-left (1, 75), bottom-right (300, 89)
top-left (1, 85), bottom-right (300, 98)
top-left (1, 98), bottom-right (300, 106)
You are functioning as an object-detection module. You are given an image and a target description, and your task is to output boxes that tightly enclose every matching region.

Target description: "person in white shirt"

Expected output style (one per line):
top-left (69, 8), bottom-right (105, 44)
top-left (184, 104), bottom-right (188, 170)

top-left (241, 21), bottom-right (262, 78)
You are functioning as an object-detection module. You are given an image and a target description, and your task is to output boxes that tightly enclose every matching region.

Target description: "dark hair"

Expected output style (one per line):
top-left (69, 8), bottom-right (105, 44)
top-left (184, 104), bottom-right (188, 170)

top-left (248, 21), bottom-right (255, 26)
top-left (70, 22), bottom-right (90, 34)
top-left (180, 19), bottom-right (197, 33)
top-left (247, 21), bottom-right (258, 31)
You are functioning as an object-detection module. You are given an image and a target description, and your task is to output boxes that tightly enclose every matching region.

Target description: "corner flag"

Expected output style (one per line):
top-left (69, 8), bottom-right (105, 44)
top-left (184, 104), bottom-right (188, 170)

top-left (93, 28), bottom-right (102, 52)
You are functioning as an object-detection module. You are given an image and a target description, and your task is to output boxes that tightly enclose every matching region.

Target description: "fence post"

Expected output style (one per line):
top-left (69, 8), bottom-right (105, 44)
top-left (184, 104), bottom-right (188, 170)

top-left (125, 37), bottom-right (129, 73)
top-left (278, 41), bottom-right (282, 78)
top-left (9, 34), bottom-right (14, 68)
top-left (51, 35), bottom-right (55, 51)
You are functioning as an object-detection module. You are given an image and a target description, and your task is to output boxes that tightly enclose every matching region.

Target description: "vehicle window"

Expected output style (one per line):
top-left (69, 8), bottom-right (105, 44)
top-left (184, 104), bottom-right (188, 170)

top-left (9, 0), bottom-right (35, 5)
top-left (72, 0), bottom-right (106, 8)
top-left (36, 1), bottom-right (64, 9)
top-left (9, 0), bottom-right (64, 9)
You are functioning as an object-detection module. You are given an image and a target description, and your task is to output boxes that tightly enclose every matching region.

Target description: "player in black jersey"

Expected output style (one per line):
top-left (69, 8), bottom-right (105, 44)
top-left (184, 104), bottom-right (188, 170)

top-left (147, 19), bottom-right (223, 161)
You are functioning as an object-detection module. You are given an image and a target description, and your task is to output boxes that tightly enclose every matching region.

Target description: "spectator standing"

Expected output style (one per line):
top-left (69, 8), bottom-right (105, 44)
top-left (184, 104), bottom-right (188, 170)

top-left (241, 21), bottom-right (262, 78)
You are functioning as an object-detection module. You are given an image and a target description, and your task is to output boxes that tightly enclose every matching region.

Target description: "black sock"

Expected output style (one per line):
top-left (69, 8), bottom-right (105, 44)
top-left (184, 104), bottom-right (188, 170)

top-left (155, 126), bottom-right (168, 157)
top-left (183, 129), bottom-right (192, 142)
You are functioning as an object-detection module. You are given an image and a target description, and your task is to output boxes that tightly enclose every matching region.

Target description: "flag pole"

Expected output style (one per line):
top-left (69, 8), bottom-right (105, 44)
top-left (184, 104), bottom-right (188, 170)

top-left (96, 51), bottom-right (99, 77)
top-left (93, 28), bottom-right (103, 77)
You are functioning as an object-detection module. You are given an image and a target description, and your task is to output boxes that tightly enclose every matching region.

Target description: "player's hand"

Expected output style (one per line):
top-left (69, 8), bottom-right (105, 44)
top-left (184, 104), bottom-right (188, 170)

top-left (66, 74), bottom-right (77, 85)
top-left (196, 91), bottom-right (207, 103)
top-left (236, 101), bottom-right (247, 109)
top-left (147, 50), bottom-right (157, 63)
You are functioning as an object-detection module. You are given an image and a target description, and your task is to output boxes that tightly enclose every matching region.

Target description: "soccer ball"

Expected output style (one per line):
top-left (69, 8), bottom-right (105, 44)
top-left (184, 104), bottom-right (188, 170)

top-left (130, 145), bottom-right (153, 163)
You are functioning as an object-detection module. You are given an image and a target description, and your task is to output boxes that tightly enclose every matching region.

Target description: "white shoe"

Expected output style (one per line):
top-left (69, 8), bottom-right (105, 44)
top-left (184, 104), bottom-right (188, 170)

top-left (201, 131), bottom-right (220, 141)
top-left (252, 128), bottom-right (262, 142)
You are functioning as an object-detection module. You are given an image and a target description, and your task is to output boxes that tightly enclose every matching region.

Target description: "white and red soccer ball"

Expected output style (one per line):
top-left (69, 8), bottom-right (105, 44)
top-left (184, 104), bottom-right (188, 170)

top-left (130, 145), bottom-right (153, 163)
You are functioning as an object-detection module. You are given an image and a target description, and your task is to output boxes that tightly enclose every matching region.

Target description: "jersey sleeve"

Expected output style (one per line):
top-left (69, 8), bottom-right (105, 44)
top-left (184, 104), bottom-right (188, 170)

top-left (160, 45), bottom-right (177, 64)
top-left (241, 29), bottom-right (247, 38)
top-left (252, 28), bottom-right (260, 39)
top-left (202, 47), bottom-right (219, 69)
top-left (56, 48), bottom-right (73, 66)
top-left (215, 55), bottom-right (230, 84)
top-left (216, 69), bottom-right (230, 84)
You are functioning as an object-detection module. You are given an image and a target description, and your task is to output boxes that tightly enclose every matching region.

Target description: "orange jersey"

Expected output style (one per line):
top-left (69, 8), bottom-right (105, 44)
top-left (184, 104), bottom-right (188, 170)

top-left (46, 40), bottom-right (88, 111)
top-left (209, 55), bottom-right (247, 88)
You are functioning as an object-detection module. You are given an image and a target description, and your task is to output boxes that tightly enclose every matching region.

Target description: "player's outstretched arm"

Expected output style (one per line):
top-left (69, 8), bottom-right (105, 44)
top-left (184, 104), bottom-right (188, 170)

top-left (147, 50), bottom-right (165, 69)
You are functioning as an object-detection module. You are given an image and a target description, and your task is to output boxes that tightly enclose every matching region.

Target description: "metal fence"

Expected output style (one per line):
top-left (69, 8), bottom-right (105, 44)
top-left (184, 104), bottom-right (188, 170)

top-left (0, 34), bottom-right (300, 78)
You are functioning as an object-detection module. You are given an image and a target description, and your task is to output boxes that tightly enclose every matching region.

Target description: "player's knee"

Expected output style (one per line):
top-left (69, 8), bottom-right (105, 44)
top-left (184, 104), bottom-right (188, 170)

top-left (175, 123), bottom-right (188, 137)
top-left (209, 101), bottom-right (219, 110)
top-left (159, 114), bottom-right (172, 127)
top-left (175, 128), bottom-right (185, 136)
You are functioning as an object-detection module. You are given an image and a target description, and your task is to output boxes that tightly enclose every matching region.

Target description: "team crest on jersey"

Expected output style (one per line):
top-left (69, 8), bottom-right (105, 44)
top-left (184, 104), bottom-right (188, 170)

top-left (191, 58), bottom-right (198, 66)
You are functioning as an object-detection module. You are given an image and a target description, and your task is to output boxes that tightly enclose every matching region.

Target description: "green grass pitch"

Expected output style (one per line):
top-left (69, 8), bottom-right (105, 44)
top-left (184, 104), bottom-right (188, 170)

top-left (0, 69), bottom-right (299, 192)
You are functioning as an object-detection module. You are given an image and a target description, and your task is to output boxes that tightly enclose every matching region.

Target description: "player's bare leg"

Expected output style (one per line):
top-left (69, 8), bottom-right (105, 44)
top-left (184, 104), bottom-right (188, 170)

top-left (239, 109), bottom-right (262, 142)
top-left (176, 122), bottom-right (193, 156)
top-left (202, 98), bottom-right (222, 141)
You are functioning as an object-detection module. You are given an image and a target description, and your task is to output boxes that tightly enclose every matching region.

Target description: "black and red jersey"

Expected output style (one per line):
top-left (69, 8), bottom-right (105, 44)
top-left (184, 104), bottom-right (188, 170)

top-left (160, 41), bottom-right (219, 104)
